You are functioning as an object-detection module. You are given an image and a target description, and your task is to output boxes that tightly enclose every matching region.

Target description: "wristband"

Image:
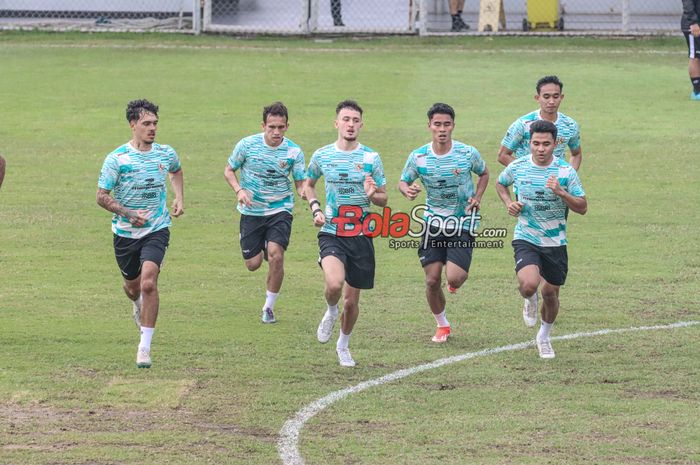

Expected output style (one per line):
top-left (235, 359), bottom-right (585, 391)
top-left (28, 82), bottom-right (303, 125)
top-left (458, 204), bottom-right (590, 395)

top-left (309, 199), bottom-right (320, 209)
top-left (312, 208), bottom-right (322, 218)
top-left (235, 187), bottom-right (241, 194)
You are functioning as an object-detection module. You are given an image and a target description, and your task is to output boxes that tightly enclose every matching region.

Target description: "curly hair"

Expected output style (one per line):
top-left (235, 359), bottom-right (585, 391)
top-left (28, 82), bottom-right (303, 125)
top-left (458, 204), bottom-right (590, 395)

top-left (126, 99), bottom-right (159, 123)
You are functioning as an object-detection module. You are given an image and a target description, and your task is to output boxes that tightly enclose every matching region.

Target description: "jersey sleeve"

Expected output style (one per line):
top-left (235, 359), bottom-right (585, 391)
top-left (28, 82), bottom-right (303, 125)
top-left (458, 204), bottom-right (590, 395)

top-left (227, 139), bottom-right (247, 170)
top-left (400, 153), bottom-right (418, 184)
top-left (501, 119), bottom-right (525, 151)
top-left (497, 164), bottom-right (515, 187)
top-left (291, 147), bottom-right (307, 181)
top-left (98, 154), bottom-right (119, 190)
top-left (566, 168), bottom-right (585, 197)
top-left (167, 146), bottom-right (181, 173)
top-left (371, 154), bottom-right (386, 188)
top-left (307, 151), bottom-right (322, 181)
top-left (469, 148), bottom-right (486, 176)
top-left (567, 120), bottom-right (581, 151)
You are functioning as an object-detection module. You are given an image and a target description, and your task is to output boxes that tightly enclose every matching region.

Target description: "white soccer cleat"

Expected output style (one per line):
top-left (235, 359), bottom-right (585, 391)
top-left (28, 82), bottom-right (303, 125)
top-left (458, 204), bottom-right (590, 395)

top-left (336, 347), bottom-right (356, 367)
top-left (536, 338), bottom-right (555, 359)
top-left (132, 295), bottom-right (142, 330)
top-left (317, 311), bottom-right (338, 343)
top-left (136, 347), bottom-right (152, 368)
top-left (522, 293), bottom-right (538, 328)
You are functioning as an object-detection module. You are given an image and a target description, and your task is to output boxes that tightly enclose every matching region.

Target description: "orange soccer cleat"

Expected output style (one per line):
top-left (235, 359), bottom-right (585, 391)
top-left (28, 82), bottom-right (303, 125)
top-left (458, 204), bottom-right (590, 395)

top-left (431, 325), bottom-right (451, 343)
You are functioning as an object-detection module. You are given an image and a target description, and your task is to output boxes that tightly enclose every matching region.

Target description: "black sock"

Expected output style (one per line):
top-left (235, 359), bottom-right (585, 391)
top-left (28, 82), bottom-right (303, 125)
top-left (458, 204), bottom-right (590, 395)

top-left (692, 77), bottom-right (700, 94)
top-left (457, 10), bottom-right (463, 14)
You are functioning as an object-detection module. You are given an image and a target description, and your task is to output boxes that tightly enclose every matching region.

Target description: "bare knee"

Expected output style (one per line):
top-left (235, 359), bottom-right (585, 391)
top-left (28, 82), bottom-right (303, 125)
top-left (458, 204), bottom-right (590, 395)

top-left (541, 286), bottom-right (559, 301)
top-left (343, 298), bottom-right (358, 314)
top-left (425, 274), bottom-right (441, 290)
top-left (447, 273), bottom-right (468, 289)
top-left (245, 254), bottom-right (263, 271)
top-left (326, 280), bottom-right (344, 298)
top-left (267, 249), bottom-right (284, 267)
top-left (141, 277), bottom-right (158, 295)
top-left (519, 281), bottom-right (538, 298)
top-left (123, 283), bottom-right (140, 300)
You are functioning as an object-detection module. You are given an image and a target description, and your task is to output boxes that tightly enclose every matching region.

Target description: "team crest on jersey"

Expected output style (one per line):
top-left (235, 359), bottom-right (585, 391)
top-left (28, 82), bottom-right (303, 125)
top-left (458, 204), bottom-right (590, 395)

top-left (355, 163), bottom-right (363, 171)
top-left (557, 137), bottom-right (565, 145)
top-left (158, 163), bottom-right (165, 172)
top-left (452, 168), bottom-right (462, 176)
top-left (279, 160), bottom-right (289, 169)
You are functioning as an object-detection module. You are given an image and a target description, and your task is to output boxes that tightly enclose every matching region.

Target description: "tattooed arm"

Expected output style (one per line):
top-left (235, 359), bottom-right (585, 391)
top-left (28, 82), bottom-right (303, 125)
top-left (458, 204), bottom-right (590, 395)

top-left (96, 188), bottom-right (148, 227)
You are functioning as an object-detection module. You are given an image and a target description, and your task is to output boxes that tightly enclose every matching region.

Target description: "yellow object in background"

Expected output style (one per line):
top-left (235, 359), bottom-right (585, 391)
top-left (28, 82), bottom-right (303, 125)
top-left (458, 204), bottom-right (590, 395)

top-left (524, 0), bottom-right (563, 31)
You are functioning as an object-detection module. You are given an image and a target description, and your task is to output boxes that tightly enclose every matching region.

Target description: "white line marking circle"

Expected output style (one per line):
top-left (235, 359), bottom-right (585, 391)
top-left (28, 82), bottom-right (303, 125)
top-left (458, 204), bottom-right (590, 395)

top-left (278, 321), bottom-right (699, 465)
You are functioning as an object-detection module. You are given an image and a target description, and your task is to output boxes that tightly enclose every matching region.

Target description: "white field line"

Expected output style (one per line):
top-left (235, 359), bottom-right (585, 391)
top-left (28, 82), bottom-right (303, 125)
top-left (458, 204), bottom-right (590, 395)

top-left (278, 320), bottom-right (699, 465)
top-left (0, 42), bottom-right (680, 55)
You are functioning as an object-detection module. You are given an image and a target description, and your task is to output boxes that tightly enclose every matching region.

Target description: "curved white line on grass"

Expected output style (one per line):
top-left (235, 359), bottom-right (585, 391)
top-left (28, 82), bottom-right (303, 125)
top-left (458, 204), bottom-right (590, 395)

top-left (278, 320), bottom-right (699, 465)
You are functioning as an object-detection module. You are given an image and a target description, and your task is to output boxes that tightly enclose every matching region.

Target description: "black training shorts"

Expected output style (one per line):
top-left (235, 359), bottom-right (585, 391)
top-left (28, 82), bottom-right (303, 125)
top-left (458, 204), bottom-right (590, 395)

top-left (113, 228), bottom-right (170, 281)
top-left (418, 227), bottom-right (475, 273)
top-left (685, 31), bottom-right (700, 59)
top-left (239, 211), bottom-right (293, 260)
top-left (512, 239), bottom-right (568, 286)
top-left (318, 232), bottom-right (375, 289)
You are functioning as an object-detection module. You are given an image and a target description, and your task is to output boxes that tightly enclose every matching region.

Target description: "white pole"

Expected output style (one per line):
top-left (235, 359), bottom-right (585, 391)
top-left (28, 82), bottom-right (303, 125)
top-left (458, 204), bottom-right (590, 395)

top-left (193, 0), bottom-right (202, 34)
top-left (308, 0), bottom-right (319, 32)
top-left (621, 0), bottom-right (630, 32)
top-left (419, 0), bottom-right (428, 35)
top-left (202, 0), bottom-right (211, 32)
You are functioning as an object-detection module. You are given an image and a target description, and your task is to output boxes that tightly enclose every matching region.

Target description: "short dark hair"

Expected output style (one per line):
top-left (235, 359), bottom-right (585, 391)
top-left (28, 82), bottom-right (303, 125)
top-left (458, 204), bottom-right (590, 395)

top-left (536, 75), bottom-right (563, 94)
top-left (336, 99), bottom-right (363, 116)
top-left (263, 101), bottom-right (288, 123)
top-left (529, 120), bottom-right (558, 140)
top-left (126, 99), bottom-right (159, 123)
top-left (427, 102), bottom-right (455, 121)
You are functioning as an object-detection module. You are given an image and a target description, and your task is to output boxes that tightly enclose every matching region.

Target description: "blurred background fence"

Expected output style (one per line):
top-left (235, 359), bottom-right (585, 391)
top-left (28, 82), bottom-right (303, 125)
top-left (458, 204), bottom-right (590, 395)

top-left (0, 0), bottom-right (681, 35)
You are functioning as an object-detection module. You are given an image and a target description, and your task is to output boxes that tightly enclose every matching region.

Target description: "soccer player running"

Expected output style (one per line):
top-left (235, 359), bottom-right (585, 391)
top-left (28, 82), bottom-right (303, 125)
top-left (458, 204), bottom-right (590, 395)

top-left (305, 100), bottom-right (387, 367)
top-left (224, 102), bottom-right (306, 324)
top-left (497, 75), bottom-right (583, 326)
top-left (495, 120), bottom-right (587, 359)
top-left (399, 103), bottom-right (489, 343)
top-left (0, 155), bottom-right (5, 188)
top-left (682, 0), bottom-right (700, 100)
top-left (96, 99), bottom-right (184, 368)
top-left (497, 75), bottom-right (582, 171)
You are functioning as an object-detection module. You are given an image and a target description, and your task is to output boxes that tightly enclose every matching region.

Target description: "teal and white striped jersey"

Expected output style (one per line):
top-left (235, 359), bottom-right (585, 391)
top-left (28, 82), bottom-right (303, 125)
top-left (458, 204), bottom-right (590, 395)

top-left (498, 156), bottom-right (585, 247)
top-left (98, 142), bottom-right (181, 239)
top-left (307, 143), bottom-right (386, 236)
top-left (227, 134), bottom-right (306, 216)
top-left (501, 110), bottom-right (581, 160)
top-left (400, 141), bottom-right (486, 231)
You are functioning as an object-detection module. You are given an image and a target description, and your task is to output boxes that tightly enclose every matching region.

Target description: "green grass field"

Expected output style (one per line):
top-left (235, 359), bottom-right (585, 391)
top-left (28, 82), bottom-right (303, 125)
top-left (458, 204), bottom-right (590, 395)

top-left (0, 32), bottom-right (698, 465)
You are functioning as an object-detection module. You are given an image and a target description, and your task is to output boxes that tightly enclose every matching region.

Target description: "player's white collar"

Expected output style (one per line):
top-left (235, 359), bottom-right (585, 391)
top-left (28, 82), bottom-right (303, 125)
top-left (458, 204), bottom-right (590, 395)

top-left (529, 154), bottom-right (556, 169)
top-left (537, 109), bottom-right (560, 124)
top-left (430, 140), bottom-right (454, 157)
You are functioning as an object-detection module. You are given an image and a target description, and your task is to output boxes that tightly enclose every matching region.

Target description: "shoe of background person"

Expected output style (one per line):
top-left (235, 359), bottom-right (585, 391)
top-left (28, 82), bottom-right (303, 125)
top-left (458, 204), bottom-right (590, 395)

top-left (536, 338), bottom-right (555, 359)
top-left (317, 310), bottom-right (338, 343)
top-left (451, 17), bottom-right (467, 32)
top-left (336, 347), bottom-right (356, 367)
top-left (132, 295), bottom-right (142, 330)
top-left (136, 347), bottom-right (152, 368)
top-left (431, 325), bottom-right (451, 343)
top-left (692, 91), bottom-right (700, 101)
top-left (522, 293), bottom-right (538, 327)
top-left (456, 17), bottom-right (470, 30)
top-left (261, 307), bottom-right (276, 324)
